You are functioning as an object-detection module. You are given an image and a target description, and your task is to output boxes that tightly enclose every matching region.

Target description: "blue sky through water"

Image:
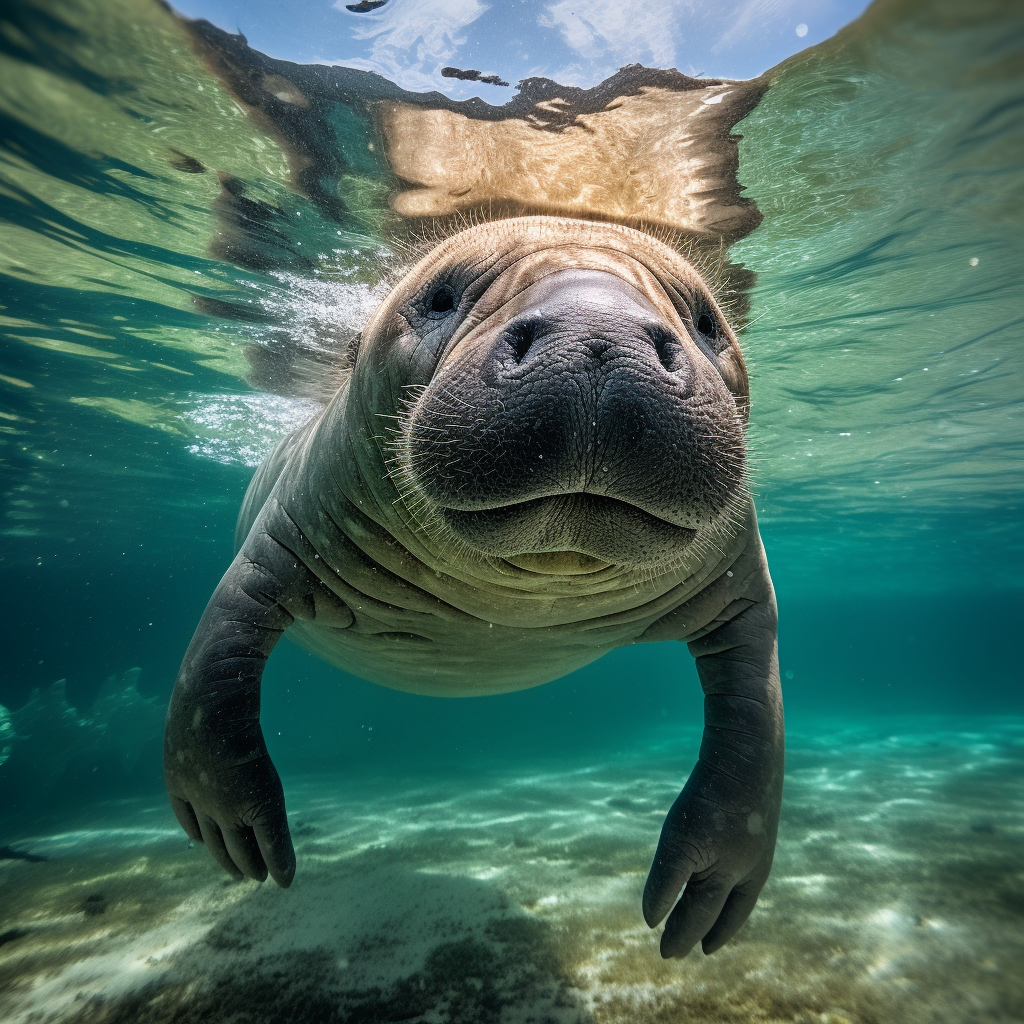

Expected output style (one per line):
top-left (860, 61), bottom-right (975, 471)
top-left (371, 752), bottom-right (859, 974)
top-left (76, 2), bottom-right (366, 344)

top-left (169, 0), bottom-right (873, 96)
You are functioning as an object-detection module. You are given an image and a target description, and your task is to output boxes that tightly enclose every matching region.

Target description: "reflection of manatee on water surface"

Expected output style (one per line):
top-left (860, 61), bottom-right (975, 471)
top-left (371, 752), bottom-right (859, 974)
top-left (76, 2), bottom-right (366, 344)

top-left (165, 21), bottom-right (782, 960)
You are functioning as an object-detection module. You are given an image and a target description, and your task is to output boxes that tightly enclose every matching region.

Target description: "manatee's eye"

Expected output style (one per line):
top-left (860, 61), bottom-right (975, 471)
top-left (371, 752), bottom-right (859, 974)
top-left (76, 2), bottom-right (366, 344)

top-left (428, 284), bottom-right (456, 316)
top-left (692, 306), bottom-right (730, 355)
top-left (405, 277), bottom-right (464, 351)
top-left (696, 311), bottom-right (717, 340)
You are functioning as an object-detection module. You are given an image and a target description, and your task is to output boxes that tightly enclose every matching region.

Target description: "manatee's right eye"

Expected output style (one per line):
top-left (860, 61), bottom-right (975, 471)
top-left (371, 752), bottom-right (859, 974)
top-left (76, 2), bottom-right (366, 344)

top-left (428, 284), bottom-right (456, 316)
top-left (405, 273), bottom-right (468, 346)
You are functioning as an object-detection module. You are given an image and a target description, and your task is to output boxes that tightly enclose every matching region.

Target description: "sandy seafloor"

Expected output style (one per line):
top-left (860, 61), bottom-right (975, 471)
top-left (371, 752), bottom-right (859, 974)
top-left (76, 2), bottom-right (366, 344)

top-left (1, 717), bottom-right (1021, 1024)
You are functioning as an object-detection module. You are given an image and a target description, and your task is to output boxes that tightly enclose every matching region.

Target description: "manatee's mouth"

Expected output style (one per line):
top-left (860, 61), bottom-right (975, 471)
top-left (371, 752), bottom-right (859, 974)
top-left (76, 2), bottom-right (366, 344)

top-left (504, 551), bottom-right (611, 575)
top-left (436, 493), bottom-right (698, 568)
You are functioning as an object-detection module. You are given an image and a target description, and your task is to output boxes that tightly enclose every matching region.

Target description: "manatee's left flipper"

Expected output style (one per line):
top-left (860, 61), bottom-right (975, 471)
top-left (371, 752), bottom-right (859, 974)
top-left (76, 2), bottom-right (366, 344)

top-left (164, 524), bottom-right (351, 885)
top-left (644, 594), bottom-right (783, 957)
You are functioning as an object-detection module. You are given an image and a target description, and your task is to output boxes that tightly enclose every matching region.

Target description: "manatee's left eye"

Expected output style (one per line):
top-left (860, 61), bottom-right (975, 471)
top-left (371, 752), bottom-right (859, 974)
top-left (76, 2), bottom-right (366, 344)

top-left (427, 283), bottom-right (457, 317)
top-left (696, 312), bottom-right (717, 338)
top-left (693, 306), bottom-right (729, 354)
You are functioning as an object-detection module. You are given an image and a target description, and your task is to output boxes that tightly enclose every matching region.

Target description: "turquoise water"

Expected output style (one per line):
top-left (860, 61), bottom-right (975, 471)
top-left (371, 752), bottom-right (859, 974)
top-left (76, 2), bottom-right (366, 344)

top-left (1, 0), bottom-right (1022, 1020)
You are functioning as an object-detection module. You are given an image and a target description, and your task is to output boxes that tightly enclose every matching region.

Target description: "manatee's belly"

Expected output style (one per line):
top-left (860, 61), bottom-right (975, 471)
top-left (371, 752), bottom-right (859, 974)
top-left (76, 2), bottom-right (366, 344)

top-left (286, 614), bottom-right (641, 696)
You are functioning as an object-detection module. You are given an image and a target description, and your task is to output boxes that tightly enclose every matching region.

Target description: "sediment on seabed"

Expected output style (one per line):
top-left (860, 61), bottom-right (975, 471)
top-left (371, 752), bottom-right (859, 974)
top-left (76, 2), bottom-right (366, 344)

top-left (1, 717), bottom-right (1021, 1024)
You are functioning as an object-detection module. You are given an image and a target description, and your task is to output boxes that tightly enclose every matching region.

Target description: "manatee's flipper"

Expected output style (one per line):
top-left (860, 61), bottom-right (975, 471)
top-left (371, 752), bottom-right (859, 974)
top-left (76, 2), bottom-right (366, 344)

top-left (643, 588), bottom-right (783, 957)
top-left (164, 522), bottom-right (351, 885)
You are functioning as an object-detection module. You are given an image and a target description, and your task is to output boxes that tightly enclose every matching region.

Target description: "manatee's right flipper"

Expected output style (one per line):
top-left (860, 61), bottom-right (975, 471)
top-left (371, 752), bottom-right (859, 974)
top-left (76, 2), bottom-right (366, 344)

top-left (164, 524), bottom-right (351, 885)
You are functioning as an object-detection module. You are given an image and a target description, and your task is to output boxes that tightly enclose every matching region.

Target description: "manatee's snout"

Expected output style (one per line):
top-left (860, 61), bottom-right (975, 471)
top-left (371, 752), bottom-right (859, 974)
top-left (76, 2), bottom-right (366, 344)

top-left (488, 271), bottom-right (687, 381)
top-left (399, 267), bottom-right (747, 570)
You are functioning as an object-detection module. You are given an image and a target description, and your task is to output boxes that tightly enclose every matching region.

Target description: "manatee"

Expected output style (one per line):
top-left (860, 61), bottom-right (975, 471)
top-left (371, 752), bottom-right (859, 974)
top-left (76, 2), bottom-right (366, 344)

top-left (164, 214), bottom-right (782, 959)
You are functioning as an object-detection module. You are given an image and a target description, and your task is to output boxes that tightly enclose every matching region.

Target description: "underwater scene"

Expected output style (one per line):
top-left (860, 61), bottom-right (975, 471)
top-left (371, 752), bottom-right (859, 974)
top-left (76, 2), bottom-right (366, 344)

top-left (1, 0), bottom-right (1022, 1021)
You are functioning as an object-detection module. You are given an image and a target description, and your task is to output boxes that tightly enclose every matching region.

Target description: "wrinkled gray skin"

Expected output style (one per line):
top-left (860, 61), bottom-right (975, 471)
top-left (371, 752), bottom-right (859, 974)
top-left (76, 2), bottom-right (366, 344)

top-left (165, 217), bottom-right (783, 959)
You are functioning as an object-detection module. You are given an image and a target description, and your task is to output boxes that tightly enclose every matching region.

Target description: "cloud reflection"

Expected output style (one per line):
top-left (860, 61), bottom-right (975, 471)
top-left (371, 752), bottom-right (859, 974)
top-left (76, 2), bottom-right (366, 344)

top-left (328, 0), bottom-right (489, 91)
top-left (714, 0), bottom-right (809, 54)
top-left (540, 0), bottom-right (681, 70)
top-left (540, 0), bottom-right (825, 82)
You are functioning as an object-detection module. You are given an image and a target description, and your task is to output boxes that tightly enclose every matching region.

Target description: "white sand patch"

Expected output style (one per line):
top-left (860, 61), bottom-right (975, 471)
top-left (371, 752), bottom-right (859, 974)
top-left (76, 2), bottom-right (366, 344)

top-left (1, 879), bottom-right (248, 1024)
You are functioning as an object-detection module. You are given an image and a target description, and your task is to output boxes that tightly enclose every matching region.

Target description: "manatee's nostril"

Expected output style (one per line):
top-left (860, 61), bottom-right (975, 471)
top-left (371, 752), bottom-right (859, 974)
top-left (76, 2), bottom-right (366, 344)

top-left (506, 320), bottom-right (538, 363)
top-left (650, 326), bottom-right (681, 372)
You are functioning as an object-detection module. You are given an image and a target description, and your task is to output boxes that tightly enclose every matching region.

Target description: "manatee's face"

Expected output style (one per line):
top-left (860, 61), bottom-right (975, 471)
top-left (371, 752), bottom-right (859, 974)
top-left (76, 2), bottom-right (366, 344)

top-left (355, 217), bottom-right (749, 574)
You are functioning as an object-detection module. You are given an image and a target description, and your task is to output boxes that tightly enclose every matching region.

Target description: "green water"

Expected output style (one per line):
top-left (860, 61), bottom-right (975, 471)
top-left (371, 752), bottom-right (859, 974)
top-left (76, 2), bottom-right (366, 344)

top-left (734, 3), bottom-right (1024, 592)
top-left (0, 0), bottom-right (1021, 1021)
